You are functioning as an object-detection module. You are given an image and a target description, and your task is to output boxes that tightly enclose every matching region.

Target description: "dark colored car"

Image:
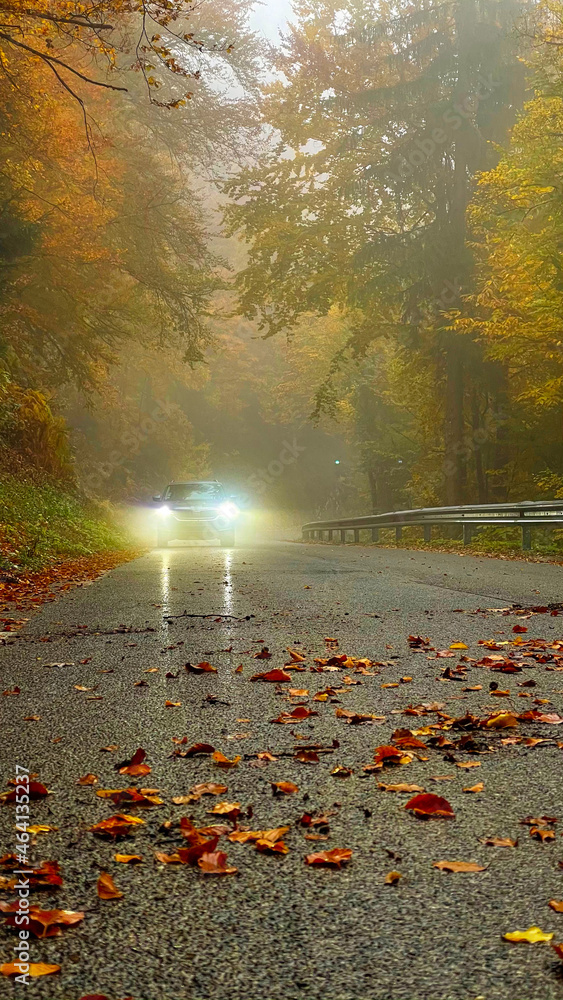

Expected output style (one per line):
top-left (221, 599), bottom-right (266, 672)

top-left (152, 481), bottom-right (239, 547)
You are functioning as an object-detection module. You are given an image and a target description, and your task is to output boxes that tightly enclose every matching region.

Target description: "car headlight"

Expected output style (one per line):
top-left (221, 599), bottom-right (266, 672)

top-left (218, 501), bottom-right (239, 520)
top-left (156, 504), bottom-right (170, 517)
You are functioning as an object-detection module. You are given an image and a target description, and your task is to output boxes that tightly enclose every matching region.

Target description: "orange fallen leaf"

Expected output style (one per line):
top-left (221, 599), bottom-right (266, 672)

top-left (250, 668), bottom-right (291, 682)
top-left (77, 773), bottom-right (98, 786)
top-left (271, 781), bottom-right (298, 795)
top-left (97, 872), bottom-right (123, 899)
top-left (479, 836), bottom-right (517, 848)
top-left (463, 782), bottom-right (484, 793)
top-left (255, 839), bottom-right (289, 854)
top-left (118, 748), bottom-right (151, 777)
top-left (432, 860), bottom-right (486, 873)
top-left (1, 904), bottom-right (84, 938)
top-left (208, 801), bottom-right (241, 820)
top-left (90, 814), bottom-right (145, 839)
top-left (165, 700), bottom-right (181, 708)
top-left (186, 661), bottom-right (217, 673)
top-left (305, 848), bottom-right (352, 868)
top-left (1, 962), bottom-right (60, 977)
top-left (552, 942), bottom-right (563, 960)
top-left (405, 793), bottom-right (454, 819)
top-left (385, 870), bottom-right (402, 884)
top-left (378, 782), bottom-right (425, 793)
top-left (286, 648), bottom-right (306, 662)
top-left (197, 851), bottom-right (237, 875)
top-left (549, 900), bottom-right (563, 912)
top-left (530, 826), bottom-right (555, 842)
top-left (114, 854), bottom-right (142, 863)
top-left (212, 751), bottom-right (241, 769)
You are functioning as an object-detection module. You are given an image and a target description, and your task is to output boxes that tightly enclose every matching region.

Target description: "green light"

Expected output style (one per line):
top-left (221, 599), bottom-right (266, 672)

top-left (334, 460), bottom-right (340, 465)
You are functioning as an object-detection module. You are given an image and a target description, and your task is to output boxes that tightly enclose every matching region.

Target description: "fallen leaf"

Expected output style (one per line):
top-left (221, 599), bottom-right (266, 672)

top-left (250, 668), bottom-right (291, 682)
top-left (197, 851), bottom-right (237, 875)
top-left (272, 706), bottom-right (317, 723)
top-left (456, 761), bottom-right (481, 769)
top-left (114, 854), bottom-right (142, 863)
top-left (208, 801), bottom-right (241, 820)
top-left (405, 793), bottom-right (454, 819)
top-left (463, 782), bottom-right (484, 793)
top-left (77, 773), bottom-right (98, 785)
top-left (287, 648), bottom-right (306, 662)
top-left (479, 836), bottom-right (517, 848)
top-left (549, 900), bottom-right (563, 912)
top-left (530, 827), bottom-right (555, 842)
top-left (90, 814), bottom-right (145, 839)
top-left (1, 905), bottom-right (84, 938)
top-left (271, 781), bottom-right (298, 795)
top-left (552, 942), bottom-right (563, 960)
top-left (97, 872), bottom-right (123, 899)
top-left (118, 748), bottom-right (151, 777)
top-left (378, 782), bottom-right (425, 793)
top-left (1, 962), bottom-right (60, 977)
top-left (305, 848), bottom-right (352, 868)
top-left (255, 838), bottom-right (289, 854)
top-left (432, 860), bottom-right (486, 873)
top-left (185, 661), bottom-right (217, 673)
top-left (331, 765), bottom-right (353, 777)
top-left (295, 750), bottom-right (320, 763)
top-left (385, 870), bottom-right (402, 884)
top-left (503, 926), bottom-right (553, 943)
top-left (212, 751), bottom-right (241, 769)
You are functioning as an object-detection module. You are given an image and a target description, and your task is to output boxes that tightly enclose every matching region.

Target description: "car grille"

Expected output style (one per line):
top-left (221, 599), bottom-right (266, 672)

top-left (171, 508), bottom-right (218, 521)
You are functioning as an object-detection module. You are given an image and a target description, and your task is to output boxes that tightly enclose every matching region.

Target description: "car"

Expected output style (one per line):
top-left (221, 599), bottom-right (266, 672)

top-left (152, 481), bottom-right (239, 548)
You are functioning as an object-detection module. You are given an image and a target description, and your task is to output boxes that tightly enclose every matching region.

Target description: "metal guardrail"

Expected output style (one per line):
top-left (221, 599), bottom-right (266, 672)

top-left (302, 500), bottom-right (563, 550)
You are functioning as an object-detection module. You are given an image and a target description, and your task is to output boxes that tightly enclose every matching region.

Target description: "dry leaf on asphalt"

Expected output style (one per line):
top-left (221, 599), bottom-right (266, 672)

top-left (305, 848), bottom-right (352, 868)
top-left (97, 872), bottom-right (123, 899)
top-left (432, 861), bottom-right (486, 873)
top-left (405, 793), bottom-right (455, 819)
top-left (1, 962), bottom-right (60, 977)
top-left (503, 927), bottom-right (554, 943)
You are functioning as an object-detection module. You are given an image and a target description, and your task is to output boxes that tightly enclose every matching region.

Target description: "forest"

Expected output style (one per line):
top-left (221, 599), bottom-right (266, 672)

top-left (2, 0), bottom-right (563, 561)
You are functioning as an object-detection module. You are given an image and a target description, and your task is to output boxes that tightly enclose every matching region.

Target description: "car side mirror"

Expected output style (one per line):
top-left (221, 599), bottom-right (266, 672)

top-left (153, 494), bottom-right (161, 502)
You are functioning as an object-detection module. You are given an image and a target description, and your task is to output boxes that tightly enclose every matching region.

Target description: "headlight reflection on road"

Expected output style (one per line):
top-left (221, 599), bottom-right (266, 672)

top-left (160, 552), bottom-right (171, 617)
top-left (222, 550), bottom-right (233, 616)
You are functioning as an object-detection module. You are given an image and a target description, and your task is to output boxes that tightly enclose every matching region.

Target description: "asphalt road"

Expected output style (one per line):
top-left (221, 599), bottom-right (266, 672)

top-left (1, 541), bottom-right (563, 1000)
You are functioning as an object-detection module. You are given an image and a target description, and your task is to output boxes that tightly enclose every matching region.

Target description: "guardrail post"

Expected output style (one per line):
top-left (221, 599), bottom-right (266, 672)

top-left (340, 529), bottom-right (346, 543)
top-left (424, 524), bottom-right (431, 542)
top-left (372, 527), bottom-right (379, 542)
top-left (522, 524), bottom-right (532, 550)
top-left (328, 529), bottom-right (333, 542)
top-left (353, 528), bottom-right (360, 543)
top-left (395, 526), bottom-right (402, 541)
top-left (463, 524), bottom-right (472, 546)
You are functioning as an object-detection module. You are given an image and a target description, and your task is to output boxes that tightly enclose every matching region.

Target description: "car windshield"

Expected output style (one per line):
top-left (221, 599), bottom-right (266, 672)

top-left (163, 483), bottom-right (223, 502)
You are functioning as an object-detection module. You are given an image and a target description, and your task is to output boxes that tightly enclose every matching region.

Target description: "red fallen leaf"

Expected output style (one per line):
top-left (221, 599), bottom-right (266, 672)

top-left (1, 904), bottom-right (84, 938)
top-left (97, 872), bottom-right (123, 899)
top-left (305, 848), bottom-right (352, 868)
top-left (1, 961), bottom-right (60, 977)
top-left (253, 647), bottom-right (273, 659)
top-left (272, 706), bottom-right (318, 723)
top-left (234, 664), bottom-right (244, 674)
top-left (408, 635), bottom-right (431, 648)
top-left (373, 745), bottom-right (406, 765)
top-left (552, 942), bottom-right (563, 961)
top-left (174, 742), bottom-right (215, 757)
top-left (250, 668), bottom-right (292, 682)
top-left (513, 625), bottom-right (528, 633)
top-left (405, 793), bottom-right (455, 819)
top-left (0, 857), bottom-right (63, 890)
top-left (295, 750), bottom-right (320, 763)
top-left (2, 687), bottom-right (20, 696)
top-left (118, 748), bottom-right (151, 777)
top-left (178, 836), bottom-right (219, 865)
top-left (96, 787), bottom-right (158, 808)
top-left (197, 851), bottom-right (237, 874)
top-left (0, 780), bottom-right (50, 803)
top-left (185, 661), bottom-right (217, 673)
top-left (272, 781), bottom-right (298, 795)
top-left (299, 812), bottom-right (333, 828)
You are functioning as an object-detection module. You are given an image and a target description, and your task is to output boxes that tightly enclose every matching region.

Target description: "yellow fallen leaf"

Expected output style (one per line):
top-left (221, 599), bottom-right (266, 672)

top-left (27, 824), bottom-right (58, 836)
top-left (450, 642), bottom-right (468, 649)
top-left (1, 962), bottom-right (60, 977)
top-left (503, 926), bottom-right (554, 944)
